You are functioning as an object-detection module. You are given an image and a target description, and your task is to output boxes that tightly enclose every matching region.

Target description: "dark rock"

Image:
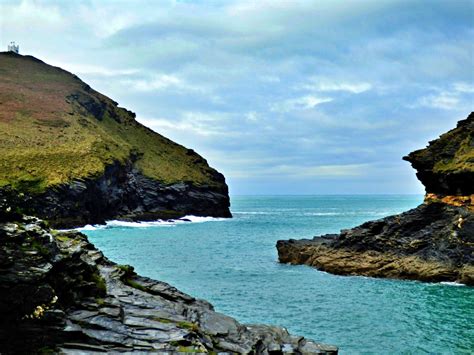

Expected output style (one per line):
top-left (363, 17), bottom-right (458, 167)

top-left (4, 160), bottom-right (231, 229)
top-left (0, 216), bottom-right (338, 354)
top-left (277, 203), bottom-right (473, 285)
top-left (277, 113), bottom-right (474, 285)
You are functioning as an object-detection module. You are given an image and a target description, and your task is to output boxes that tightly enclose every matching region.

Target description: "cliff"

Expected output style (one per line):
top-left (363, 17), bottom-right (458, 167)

top-left (277, 113), bottom-right (474, 285)
top-left (0, 205), bottom-right (337, 354)
top-left (404, 113), bottom-right (474, 197)
top-left (0, 52), bottom-right (231, 228)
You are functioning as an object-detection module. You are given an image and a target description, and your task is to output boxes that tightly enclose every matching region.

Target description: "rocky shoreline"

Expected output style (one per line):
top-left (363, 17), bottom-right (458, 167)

top-left (277, 202), bottom-right (473, 285)
top-left (0, 208), bottom-right (337, 354)
top-left (19, 159), bottom-right (231, 229)
top-left (277, 114), bottom-right (474, 286)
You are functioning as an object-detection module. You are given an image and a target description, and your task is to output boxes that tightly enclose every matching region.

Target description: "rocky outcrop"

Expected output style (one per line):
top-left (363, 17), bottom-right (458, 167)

top-left (278, 203), bottom-right (474, 285)
top-left (277, 113), bottom-right (474, 285)
top-left (24, 160), bottom-right (230, 229)
top-left (0, 210), bottom-right (337, 354)
top-left (403, 113), bottom-right (474, 196)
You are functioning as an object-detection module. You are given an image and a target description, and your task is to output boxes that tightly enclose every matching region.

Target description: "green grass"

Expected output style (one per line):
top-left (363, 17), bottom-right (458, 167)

top-left (124, 278), bottom-right (147, 292)
top-left (407, 116), bottom-right (473, 175)
top-left (433, 135), bottom-right (474, 173)
top-left (0, 53), bottom-right (224, 194)
top-left (91, 272), bottom-right (107, 293)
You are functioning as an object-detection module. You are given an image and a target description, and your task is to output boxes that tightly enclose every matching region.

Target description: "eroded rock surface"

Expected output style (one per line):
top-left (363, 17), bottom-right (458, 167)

top-left (277, 113), bottom-right (474, 285)
top-left (0, 212), bottom-right (337, 354)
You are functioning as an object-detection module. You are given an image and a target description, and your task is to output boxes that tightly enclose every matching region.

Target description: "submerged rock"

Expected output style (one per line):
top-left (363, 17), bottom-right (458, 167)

top-left (0, 214), bottom-right (337, 354)
top-left (277, 113), bottom-right (474, 285)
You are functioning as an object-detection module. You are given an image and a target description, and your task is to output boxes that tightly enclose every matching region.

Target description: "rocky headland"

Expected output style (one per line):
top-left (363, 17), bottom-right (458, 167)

top-left (0, 53), bottom-right (338, 353)
top-left (0, 52), bottom-right (231, 228)
top-left (277, 113), bottom-right (474, 285)
top-left (0, 208), bottom-right (337, 354)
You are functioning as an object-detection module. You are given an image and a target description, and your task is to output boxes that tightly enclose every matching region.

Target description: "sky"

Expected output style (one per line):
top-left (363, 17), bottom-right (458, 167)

top-left (1, 0), bottom-right (473, 195)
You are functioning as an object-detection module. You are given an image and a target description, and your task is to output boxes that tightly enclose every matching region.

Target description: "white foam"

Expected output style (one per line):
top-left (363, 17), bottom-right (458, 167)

top-left (439, 281), bottom-right (466, 287)
top-left (72, 215), bottom-right (227, 231)
top-left (182, 215), bottom-right (228, 223)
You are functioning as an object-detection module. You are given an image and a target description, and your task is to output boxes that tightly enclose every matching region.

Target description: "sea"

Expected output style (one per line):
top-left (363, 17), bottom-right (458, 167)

top-left (82, 195), bottom-right (474, 354)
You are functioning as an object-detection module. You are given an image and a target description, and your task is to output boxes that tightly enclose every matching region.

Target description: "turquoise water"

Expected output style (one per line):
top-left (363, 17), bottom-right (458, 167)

top-left (84, 195), bottom-right (474, 354)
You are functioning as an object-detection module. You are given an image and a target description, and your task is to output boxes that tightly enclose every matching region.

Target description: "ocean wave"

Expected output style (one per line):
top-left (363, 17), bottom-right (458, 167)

top-left (438, 281), bottom-right (466, 287)
top-left (71, 215), bottom-right (227, 231)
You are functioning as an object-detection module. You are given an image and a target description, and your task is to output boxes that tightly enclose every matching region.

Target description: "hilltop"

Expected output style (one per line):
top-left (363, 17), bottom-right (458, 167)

top-left (277, 114), bottom-right (474, 285)
top-left (0, 52), bottom-right (230, 227)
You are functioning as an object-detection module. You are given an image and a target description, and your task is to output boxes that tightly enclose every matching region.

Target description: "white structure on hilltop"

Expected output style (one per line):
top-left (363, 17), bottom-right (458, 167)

top-left (7, 41), bottom-right (19, 54)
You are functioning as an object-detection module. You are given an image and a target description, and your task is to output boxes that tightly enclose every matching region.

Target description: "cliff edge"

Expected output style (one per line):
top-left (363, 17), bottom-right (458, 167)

top-left (0, 204), bottom-right (337, 354)
top-left (0, 52), bottom-right (231, 228)
top-left (277, 113), bottom-right (474, 285)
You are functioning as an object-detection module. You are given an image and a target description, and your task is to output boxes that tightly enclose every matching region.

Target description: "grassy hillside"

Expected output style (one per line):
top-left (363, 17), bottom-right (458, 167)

top-left (0, 52), bottom-right (221, 193)
top-left (405, 113), bottom-right (474, 174)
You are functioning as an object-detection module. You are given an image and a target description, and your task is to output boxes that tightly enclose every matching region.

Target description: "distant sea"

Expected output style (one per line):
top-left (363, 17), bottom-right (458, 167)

top-left (83, 195), bottom-right (474, 354)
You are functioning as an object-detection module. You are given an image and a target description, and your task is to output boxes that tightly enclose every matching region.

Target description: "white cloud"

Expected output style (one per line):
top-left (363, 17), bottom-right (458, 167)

top-left (300, 79), bottom-right (373, 94)
top-left (2, 0), bottom-right (65, 29)
top-left (417, 92), bottom-right (460, 110)
top-left (246, 111), bottom-right (259, 122)
top-left (228, 163), bottom-right (369, 179)
top-left (137, 111), bottom-right (230, 137)
top-left (59, 63), bottom-right (139, 77)
top-left (122, 74), bottom-right (184, 92)
top-left (276, 163), bottom-right (369, 178)
top-left (317, 82), bottom-right (372, 94)
top-left (414, 81), bottom-right (474, 111)
top-left (271, 95), bottom-right (333, 112)
top-left (453, 82), bottom-right (474, 93)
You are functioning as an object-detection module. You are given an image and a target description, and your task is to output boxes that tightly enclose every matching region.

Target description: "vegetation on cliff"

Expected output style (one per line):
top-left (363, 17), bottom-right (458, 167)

top-left (0, 52), bottom-right (223, 192)
top-left (278, 113), bottom-right (474, 285)
top-left (0, 53), bottom-right (230, 226)
top-left (404, 113), bottom-right (474, 196)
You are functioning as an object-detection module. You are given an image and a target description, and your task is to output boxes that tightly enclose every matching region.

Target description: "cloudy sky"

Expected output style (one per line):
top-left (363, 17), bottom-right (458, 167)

top-left (1, 0), bottom-right (473, 195)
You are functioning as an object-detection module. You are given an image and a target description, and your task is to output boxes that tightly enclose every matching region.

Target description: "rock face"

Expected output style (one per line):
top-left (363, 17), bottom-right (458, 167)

top-left (0, 211), bottom-right (337, 354)
top-left (277, 113), bottom-right (474, 285)
top-left (28, 161), bottom-right (230, 229)
top-left (0, 52), bottom-right (231, 228)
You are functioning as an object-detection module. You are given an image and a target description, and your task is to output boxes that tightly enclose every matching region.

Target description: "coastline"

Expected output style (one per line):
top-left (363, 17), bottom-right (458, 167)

top-left (0, 214), bottom-right (338, 354)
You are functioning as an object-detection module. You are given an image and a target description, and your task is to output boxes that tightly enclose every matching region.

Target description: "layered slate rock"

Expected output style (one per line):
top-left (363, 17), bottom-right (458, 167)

top-left (0, 211), bottom-right (337, 354)
top-left (0, 52), bottom-right (230, 228)
top-left (277, 113), bottom-right (474, 285)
